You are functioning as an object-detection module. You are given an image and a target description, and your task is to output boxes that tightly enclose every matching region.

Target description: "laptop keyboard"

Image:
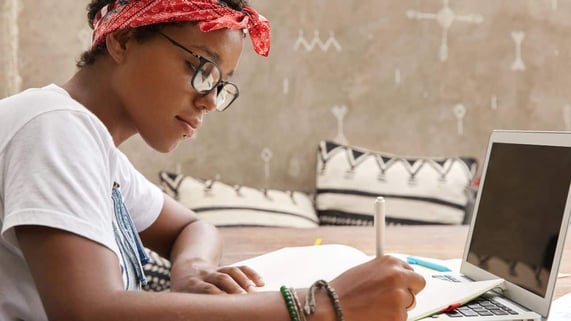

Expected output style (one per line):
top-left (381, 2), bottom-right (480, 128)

top-left (431, 275), bottom-right (521, 318)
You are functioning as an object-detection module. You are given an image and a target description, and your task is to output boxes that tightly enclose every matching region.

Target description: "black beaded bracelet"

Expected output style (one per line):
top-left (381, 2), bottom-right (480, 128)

top-left (304, 280), bottom-right (344, 321)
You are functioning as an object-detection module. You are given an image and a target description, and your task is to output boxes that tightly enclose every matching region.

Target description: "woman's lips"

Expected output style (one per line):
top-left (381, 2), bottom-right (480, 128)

top-left (176, 115), bottom-right (198, 137)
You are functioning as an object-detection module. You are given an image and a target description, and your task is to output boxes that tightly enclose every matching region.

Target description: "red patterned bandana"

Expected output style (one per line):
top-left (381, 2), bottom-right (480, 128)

top-left (91, 0), bottom-right (270, 57)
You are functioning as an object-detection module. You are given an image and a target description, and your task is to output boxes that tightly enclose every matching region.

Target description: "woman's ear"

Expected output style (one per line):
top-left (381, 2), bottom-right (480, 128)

top-left (105, 29), bottom-right (133, 64)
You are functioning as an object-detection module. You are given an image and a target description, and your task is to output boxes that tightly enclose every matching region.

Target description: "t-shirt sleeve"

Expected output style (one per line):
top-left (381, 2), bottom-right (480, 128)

top-left (113, 151), bottom-right (164, 232)
top-left (2, 110), bottom-right (117, 251)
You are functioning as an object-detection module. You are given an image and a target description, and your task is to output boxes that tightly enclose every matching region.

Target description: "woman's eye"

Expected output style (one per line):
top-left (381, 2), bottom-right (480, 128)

top-left (185, 61), bottom-right (197, 72)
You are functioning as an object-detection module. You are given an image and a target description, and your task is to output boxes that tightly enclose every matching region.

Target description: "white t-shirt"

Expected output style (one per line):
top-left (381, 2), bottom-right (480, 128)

top-left (0, 84), bottom-right (164, 320)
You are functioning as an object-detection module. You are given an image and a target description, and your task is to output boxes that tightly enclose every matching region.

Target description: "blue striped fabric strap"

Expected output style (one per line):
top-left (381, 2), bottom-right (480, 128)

top-left (112, 182), bottom-right (150, 286)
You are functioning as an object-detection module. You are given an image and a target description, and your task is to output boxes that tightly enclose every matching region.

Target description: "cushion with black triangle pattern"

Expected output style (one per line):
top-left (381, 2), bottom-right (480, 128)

top-left (159, 172), bottom-right (319, 228)
top-left (315, 140), bottom-right (478, 226)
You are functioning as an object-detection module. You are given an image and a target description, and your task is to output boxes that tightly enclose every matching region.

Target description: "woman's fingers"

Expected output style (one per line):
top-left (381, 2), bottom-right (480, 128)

top-left (406, 288), bottom-right (417, 311)
top-left (237, 265), bottom-right (265, 287)
top-left (207, 265), bottom-right (265, 293)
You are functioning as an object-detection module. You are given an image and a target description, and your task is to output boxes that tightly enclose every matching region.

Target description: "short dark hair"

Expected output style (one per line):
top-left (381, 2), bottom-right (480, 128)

top-left (76, 0), bottom-right (250, 67)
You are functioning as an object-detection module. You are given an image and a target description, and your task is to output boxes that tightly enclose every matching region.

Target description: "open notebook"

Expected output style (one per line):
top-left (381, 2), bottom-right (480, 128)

top-left (232, 244), bottom-right (504, 320)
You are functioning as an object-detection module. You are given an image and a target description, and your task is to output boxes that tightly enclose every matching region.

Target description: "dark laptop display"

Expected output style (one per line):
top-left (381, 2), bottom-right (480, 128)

top-left (467, 142), bottom-right (571, 297)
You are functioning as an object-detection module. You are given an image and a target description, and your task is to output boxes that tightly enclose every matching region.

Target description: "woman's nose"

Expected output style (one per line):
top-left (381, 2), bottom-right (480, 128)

top-left (195, 89), bottom-right (218, 112)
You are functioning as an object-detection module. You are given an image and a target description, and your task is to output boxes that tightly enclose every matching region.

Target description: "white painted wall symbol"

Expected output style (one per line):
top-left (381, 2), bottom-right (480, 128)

top-left (261, 148), bottom-right (273, 183)
top-left (491, 95), bottom-right (498, 110)
top-left (294, 30), bottom-right (342, 52)
top-left (406, 0), bottom-right (483, 62)
top-left (511, 31), bottom-right (526, 71)
top-left (564, 104), bottom-right (571, 131)
top-left (283, 78), bottom-right (289, 95)
top-left (395, 69), bottom-right (402, 85)
top-left (331, 105), bottom-right (349, 144)
top-left (453, 104), bottom-right (467, 136)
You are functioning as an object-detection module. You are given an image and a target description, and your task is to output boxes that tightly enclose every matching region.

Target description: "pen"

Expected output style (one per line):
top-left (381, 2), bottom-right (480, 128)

top-left (406, 256), bottom-right (452, 272)
top-left (375, 197), bottom-right (385, 257)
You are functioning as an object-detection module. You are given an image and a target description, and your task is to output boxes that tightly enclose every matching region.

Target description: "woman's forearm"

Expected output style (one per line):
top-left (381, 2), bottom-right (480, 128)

top-left (169, 219), bottom-right (223, 267)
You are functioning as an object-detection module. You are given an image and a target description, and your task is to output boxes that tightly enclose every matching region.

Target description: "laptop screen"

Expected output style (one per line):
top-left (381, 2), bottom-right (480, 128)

top-left (466, 142), bottom-right (571, 297)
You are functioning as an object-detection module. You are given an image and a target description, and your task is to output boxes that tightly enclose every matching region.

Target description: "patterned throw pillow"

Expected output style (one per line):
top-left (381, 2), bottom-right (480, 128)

top-left (159, 172), bottom-right (319, 228)
top-left (315, 141), bottom-right (478, 225)
top-left (142, 248), bottom-right (171, 292)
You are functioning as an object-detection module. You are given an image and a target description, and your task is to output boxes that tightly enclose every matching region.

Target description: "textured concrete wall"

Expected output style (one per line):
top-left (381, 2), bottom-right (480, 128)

top-left (0, 0), bottom-right (23, 97)
top-left (2, 0), bottom-right (570, 192)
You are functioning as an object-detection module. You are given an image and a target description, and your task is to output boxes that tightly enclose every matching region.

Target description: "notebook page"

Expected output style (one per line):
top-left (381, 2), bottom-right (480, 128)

top-left (548, 291), bottom-right (571, 321)
top-left (230, 245), bottom-right (504, 320)
top-left (231, 244), bottom-right (371, 291)
top-left (407, 277), bottom-right (505, 321)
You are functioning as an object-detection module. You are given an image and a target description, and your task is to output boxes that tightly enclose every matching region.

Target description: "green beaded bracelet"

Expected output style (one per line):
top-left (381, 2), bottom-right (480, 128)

top-left (289, 287), bottom-right (307, 321)
top-left (280, 285), bottom-right (301, 321)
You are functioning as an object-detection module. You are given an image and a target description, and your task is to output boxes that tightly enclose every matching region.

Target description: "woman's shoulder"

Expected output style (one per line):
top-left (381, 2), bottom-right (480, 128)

top-left (0, 84), bottom-right (113, 154)
top-left (0, 84), bottom-right (100, 133)
top-left (0, 84), bottom-right (87, 116)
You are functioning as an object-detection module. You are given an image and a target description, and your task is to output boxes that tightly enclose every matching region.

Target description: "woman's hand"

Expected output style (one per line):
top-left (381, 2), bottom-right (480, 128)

top-left (141, 196), bottom-right (267, 294)
top-left (329, 255), bottom-right (426, 321)
top-left (169, 260), bottom-right (265, 294)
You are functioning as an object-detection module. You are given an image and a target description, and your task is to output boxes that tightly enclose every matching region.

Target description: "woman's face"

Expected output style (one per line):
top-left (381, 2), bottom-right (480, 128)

top-left (112, 23), bottom-right (245, 153)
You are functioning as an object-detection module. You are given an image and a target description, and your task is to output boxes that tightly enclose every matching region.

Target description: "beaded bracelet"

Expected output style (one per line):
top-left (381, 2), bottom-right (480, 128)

top-left (304, 280), bottom-right (344, 321)
top-left (280, 285), bottom-right (301, 321)
top-left (289, 287), bottom-right (307, 321)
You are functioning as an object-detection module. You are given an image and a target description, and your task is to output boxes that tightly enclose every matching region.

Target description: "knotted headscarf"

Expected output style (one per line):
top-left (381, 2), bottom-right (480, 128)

top-left (91, 0), bottom-right (270, 56)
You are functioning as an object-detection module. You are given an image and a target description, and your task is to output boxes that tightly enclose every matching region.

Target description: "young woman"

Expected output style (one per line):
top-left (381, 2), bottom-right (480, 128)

top-left (0, 0), bottom-right (425, 320)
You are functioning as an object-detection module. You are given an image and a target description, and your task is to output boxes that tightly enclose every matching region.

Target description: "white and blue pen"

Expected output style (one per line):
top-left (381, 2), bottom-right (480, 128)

top-left (406, 256), bottom-right (452, 272)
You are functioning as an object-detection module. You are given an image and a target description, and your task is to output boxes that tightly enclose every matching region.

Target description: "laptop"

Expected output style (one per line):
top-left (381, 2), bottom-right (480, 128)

top-left (426, 130), bottom-right (571, 321)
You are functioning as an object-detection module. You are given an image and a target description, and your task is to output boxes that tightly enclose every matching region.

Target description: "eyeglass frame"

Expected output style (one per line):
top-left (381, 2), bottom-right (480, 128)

top-left (157, 31), bottom-right (239, 112)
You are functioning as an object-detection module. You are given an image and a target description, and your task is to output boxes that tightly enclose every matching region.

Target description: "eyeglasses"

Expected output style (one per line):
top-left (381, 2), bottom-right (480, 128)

top-left (158, 32), bottom-right (239, 112)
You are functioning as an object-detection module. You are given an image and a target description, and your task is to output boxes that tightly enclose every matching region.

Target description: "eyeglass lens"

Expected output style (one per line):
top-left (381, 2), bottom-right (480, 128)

top-left (192, 61), bottom-right (238, 111)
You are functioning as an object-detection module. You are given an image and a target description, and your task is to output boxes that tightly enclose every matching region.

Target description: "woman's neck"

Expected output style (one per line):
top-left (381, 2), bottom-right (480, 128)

top-left (61, 60), bottom-right (137, 147)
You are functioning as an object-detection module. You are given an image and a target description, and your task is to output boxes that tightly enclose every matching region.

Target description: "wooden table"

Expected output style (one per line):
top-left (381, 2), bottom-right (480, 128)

top-left (219, 225), bottom-right (571, 299)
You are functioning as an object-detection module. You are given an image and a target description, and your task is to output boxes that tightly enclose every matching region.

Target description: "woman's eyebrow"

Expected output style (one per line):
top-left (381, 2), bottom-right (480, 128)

top-left (191, 45), bottom-right (234, 77)
top-left (195, 45), bottom-right (221, 65)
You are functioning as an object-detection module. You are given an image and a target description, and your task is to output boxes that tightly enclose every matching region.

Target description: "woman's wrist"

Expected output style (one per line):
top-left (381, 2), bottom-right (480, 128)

top-left (300, 289), bottom-right (336, 321)
top-left (169, 258), bottom-right (215, 290)
top-left (281, 281), bottom-right (342, 321)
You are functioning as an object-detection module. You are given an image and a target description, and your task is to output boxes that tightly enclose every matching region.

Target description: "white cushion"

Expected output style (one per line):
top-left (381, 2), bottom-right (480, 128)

top-left (160, 172), bottom-right (319, 228)
top-left (315, 141), bottom-right (478, 225)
